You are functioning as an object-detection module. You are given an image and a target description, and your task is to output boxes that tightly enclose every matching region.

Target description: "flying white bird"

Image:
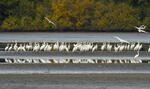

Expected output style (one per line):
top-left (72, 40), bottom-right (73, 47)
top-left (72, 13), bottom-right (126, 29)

top-left (113, 36), bottom-right (129, 43)
top-left (135, 25), bottom-right (147, 33)
top-left (44, 17), bottom-right (56, 28)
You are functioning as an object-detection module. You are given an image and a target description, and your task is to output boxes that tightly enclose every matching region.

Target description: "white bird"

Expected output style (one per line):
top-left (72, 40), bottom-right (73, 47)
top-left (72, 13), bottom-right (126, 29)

top-left (113, 36), bottom-right (129, 43)
top-left (53, 42), bottom-right (59, 50)
top-left (5, 44), bottom-right (9, 51)
top-left (26, 42), bottom-right (33, 51)
top-left (46, 44), bottom-right (52, 51)
top-left (8, 44), bottom-right (13, 51)
top-left (135, 25), bottom-right (147, 33)
top-left (40, 42), bottom-right (46, 51)
top-left (44, 17), bottom-right (56, 28)
top-left (134, 51), bottom-right (140, 60)
top-left (114, 45), bottom-right (120, 52)
top-left (13, 42), bottom-right (18, 51)
top-left (18, 44), bottom-right (23, 51)
top-left (92, 44), bottom-right (98, 52)
top-left (101, 43), bottom-right (106, 51)
top-left (72, 46), bottom-right (78, 52)
top-left (33, 43), bottom-right (40, 52)
top-left (148, 45), bottom-right (150, 52)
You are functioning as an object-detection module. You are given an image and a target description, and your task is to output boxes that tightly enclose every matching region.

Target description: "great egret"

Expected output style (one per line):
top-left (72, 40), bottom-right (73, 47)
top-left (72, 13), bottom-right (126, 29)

top-left (8, 44), bottom-right (13, 51)
top-left (113, 36), bottom-right (129, 43)
top-left (26, 42), bottom-right (33, 51)
top-left (135, 25), bottom-right (147, 33)
top-left (13, 42), bottom-right (18, 51)
top-left (5, 44), bottom-right (9, 51)
top-left (101, 42), bottom-right (106, 51)
top-left (40, 42), bottom-right (46, 51)
top-left (92, 44), bottom-right (98, 52)
top-left (44, 17), bottom-right (56, 28)
top-left (53, 41), bottom-right (59, 50)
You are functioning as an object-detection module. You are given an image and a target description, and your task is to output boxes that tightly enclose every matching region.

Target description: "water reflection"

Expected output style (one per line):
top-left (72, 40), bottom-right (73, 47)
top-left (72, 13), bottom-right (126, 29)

top-left (1, 58), bottom-right (148, 64)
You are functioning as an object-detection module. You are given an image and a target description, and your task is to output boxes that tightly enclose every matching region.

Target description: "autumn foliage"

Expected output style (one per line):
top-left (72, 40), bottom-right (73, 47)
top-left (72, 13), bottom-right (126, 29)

top-left (0, 0), bottom-right (150, 32)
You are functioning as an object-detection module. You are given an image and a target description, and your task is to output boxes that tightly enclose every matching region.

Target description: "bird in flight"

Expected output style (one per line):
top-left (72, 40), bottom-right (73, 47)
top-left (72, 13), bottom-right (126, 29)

top-left (113, 36), bottom-right (129, 43)
top-left (135, 25), bottom-right (147, 33)
top-left (44, 17), bottom-right (56, 28)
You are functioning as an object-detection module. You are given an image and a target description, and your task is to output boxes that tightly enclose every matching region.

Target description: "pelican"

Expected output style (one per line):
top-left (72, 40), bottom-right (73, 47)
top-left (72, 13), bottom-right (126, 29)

top-left (134, 51), bottom-right (140, 60)
top-left (44, 17), bottom-right (56, 28)
top-left (135, 25), bottom-right (147, 33)
top-left (113, 36), bottom-right (129, 43)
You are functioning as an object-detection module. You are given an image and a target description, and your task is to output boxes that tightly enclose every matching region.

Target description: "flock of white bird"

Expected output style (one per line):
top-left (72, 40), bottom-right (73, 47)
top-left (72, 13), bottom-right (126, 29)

top-left (4, 41), bottom-right (149, 52)
top-left (4, 42), bottom-right (98, 52)
top-left (2, 22), bottom-right (149, 63)
top-left (4, 58), bottom-right (143, 64)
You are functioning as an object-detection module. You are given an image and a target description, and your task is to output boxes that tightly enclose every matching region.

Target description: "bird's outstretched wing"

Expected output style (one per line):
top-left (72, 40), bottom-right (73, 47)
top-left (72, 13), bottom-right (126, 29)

top-left (44, 17), bottom-right (56, 27)
top-left (113, 36), bottom-right (129, 43)
top-left (139, 29), bottom-right (148, 33)
top-left (134, 25), bottom-right (148, 33)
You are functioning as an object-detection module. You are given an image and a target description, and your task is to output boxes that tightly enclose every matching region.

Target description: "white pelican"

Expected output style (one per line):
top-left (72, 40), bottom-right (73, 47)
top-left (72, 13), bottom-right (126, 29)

top-left (44, 17), bottom-right (56, 28)
top-left (135, 25), bottom-right (147, 33)
top-left (113, 36), bottom-right (129, 43)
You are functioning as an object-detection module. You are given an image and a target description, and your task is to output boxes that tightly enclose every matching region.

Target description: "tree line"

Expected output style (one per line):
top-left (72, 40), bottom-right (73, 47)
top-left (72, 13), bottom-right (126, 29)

top-left (0, 0), bottom-right (150, 32)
